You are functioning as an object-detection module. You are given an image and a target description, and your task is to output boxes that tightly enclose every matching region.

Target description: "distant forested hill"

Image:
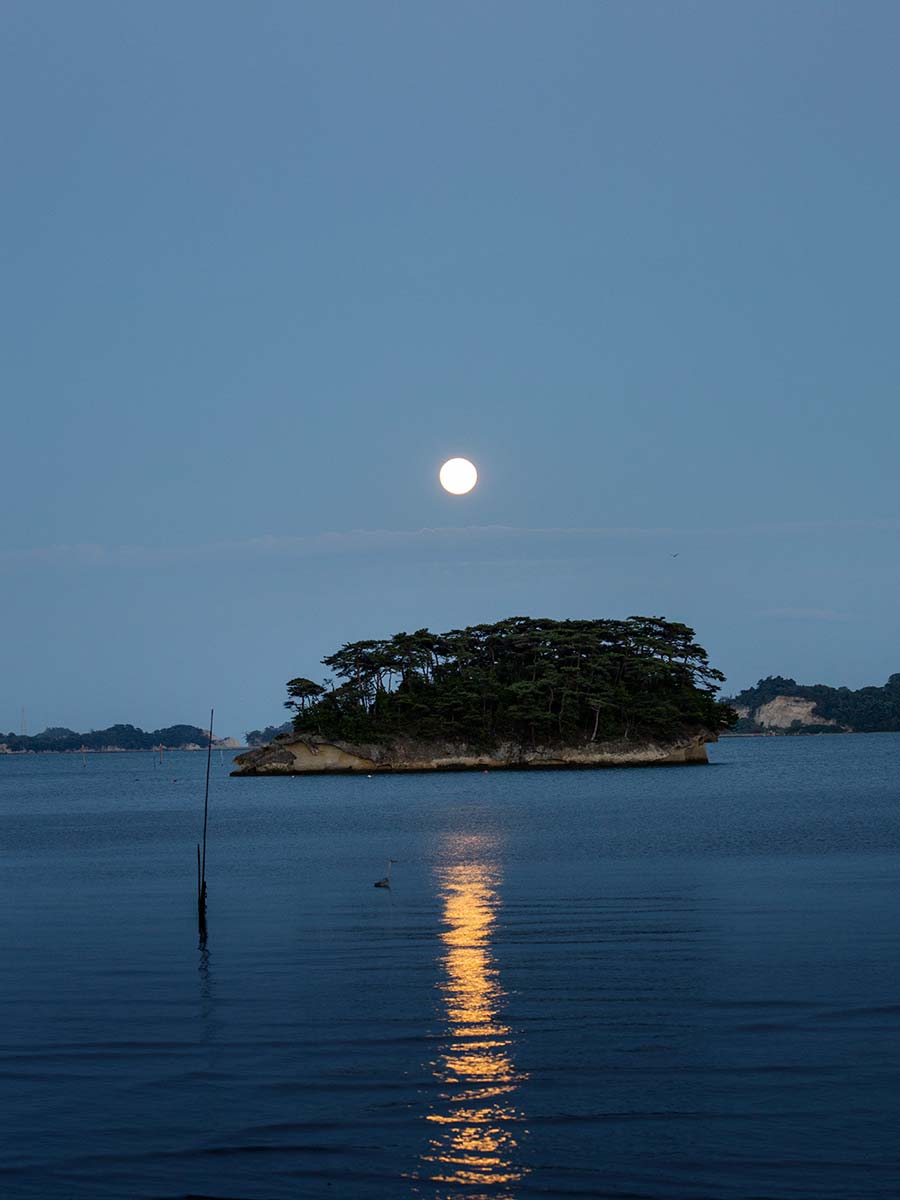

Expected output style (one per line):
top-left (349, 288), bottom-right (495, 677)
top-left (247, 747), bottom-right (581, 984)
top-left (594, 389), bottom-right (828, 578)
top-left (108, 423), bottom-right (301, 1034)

top-left (727, 674), bottom-right (900, 732)
top-left (245, 722), bottom-right (292, 747)
top-left (0, 724), bottom-right (213, 752)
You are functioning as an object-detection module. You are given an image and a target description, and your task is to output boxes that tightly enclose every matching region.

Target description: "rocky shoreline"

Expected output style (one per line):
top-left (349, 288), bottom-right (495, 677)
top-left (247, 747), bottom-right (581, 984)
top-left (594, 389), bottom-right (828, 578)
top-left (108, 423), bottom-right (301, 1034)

top-left (231, 729), bottom-right (716, 776)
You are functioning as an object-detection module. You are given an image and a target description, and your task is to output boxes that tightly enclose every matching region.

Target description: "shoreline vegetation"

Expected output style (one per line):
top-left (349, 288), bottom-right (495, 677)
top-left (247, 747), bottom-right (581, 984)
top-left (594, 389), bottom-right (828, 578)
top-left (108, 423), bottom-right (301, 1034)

top-left (725, 673), bottom-right (900, 734)
top-left (0, 724), bottom-right (241, 754)
top-left (234, 615), bottom-right (736, 776)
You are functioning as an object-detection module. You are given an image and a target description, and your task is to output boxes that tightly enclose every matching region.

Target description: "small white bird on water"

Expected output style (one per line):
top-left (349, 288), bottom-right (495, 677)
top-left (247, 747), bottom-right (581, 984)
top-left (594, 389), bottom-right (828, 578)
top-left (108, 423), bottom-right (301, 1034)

top-left (374, 859), bottom-right (397, 888)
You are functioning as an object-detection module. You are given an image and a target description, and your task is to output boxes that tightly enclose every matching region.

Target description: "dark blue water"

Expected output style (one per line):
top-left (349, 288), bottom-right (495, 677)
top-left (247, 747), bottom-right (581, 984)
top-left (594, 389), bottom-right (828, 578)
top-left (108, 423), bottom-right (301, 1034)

top-left (2, 736), bottom-right (899, 1199)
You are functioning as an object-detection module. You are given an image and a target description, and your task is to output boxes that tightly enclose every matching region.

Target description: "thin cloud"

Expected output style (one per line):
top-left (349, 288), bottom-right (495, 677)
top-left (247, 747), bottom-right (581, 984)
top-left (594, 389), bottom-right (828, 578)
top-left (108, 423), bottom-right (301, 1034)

top-left (757, 607), bottom-right (851, 622)
top-left (2, 517), bottom-right (898, 570)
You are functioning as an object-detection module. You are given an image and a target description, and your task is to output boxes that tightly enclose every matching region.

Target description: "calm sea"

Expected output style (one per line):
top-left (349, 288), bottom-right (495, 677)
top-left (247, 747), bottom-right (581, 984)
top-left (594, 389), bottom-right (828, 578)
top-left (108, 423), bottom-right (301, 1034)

top-left (2, 736), bottom-right (899, 1199)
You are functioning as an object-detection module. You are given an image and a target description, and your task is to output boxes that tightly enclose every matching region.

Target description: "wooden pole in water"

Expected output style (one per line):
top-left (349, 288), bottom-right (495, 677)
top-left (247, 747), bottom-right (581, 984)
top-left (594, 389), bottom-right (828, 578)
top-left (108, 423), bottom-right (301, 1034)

top-left (201, 709), bottom-right (213, 885)
top-left (198, 708), bottom-right (213, 939)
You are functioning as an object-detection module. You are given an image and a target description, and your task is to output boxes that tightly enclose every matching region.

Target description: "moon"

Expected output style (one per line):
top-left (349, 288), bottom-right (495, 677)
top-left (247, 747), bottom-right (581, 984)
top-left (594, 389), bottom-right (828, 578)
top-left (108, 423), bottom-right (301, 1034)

top-left (439, 457), bottom-right (478, 495)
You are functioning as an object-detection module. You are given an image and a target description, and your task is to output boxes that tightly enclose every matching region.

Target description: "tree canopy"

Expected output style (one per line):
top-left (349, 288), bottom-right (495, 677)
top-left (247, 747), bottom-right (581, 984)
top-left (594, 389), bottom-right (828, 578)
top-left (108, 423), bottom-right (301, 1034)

top-left (284, 616), bottom-right (735, 746)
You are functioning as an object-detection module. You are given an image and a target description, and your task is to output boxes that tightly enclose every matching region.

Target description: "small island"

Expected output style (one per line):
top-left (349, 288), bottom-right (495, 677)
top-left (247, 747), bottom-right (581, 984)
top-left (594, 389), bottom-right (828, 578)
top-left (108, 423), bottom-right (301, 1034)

top-left (233, 616), bottom-right (736, 775)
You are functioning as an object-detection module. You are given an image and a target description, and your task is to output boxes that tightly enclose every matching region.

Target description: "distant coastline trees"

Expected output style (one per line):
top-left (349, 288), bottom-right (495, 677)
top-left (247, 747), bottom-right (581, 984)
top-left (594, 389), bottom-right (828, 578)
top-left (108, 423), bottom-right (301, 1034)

top-left (245, 722), bottom-right (292, 747)
top-left (283, 616), bottom-right (736, 747)
top-left (0, 724), bottom-right (212, 753)
top-left (728, 673), bottom-right (900, 733)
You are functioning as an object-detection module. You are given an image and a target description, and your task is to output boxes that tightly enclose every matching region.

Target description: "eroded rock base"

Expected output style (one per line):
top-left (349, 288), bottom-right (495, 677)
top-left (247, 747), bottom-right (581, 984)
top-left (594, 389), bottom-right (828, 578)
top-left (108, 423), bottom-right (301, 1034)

top-left (232, 732), bottom-right (713, 775)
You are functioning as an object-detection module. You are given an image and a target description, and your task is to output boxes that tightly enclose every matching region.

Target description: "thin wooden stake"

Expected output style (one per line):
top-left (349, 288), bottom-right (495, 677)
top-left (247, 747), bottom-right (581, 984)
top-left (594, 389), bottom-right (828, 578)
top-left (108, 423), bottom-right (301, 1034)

top-left (198, 708), bottom-right (213, 942)
top-left (201, 708), bottom-right (213, 888)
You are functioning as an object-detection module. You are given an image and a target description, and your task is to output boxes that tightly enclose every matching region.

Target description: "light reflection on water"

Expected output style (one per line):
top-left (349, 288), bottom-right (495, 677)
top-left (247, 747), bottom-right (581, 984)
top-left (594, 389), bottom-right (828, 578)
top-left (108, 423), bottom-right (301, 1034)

top-left (420, 854), bottom-right (528, 1198)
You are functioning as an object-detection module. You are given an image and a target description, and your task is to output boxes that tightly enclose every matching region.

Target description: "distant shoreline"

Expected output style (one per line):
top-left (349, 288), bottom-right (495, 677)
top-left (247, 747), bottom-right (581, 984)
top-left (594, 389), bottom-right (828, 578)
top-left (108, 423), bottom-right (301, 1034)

top-left (0, 722), bottom-right (242, 755)
top-left (0, 746), bottom-right (246, 756)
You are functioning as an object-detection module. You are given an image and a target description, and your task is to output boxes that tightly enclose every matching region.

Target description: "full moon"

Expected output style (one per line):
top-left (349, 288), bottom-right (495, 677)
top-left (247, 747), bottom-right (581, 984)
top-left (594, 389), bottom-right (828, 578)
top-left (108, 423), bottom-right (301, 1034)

top-left (439, 457), bottom-right (478, 495)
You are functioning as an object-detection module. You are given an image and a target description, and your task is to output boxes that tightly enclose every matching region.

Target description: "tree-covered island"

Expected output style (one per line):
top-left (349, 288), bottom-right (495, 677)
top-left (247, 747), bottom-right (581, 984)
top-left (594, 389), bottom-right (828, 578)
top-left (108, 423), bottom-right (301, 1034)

top-left (234, 616), bottom-right (737, 775)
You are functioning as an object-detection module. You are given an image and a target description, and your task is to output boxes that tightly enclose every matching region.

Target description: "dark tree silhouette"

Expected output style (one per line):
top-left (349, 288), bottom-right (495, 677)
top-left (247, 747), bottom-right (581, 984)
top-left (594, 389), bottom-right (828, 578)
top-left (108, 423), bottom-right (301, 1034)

top-left (283, 616), bottom-right (736, 746)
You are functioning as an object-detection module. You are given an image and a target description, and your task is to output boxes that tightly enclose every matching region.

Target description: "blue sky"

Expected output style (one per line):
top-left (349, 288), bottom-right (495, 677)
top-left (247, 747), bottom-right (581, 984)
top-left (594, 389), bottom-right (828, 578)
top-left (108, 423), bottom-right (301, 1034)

top-left (2, 1), bottom-right (899, 738)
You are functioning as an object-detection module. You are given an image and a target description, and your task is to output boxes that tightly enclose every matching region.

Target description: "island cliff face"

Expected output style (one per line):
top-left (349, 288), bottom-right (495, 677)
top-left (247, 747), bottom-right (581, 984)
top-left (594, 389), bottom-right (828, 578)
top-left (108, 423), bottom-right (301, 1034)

top-left (231, 729), bottom-right (716, 775)
top-left (727, 673), bottom-right (900, 734)
top-left (733, 696), bottom-right (838, 730)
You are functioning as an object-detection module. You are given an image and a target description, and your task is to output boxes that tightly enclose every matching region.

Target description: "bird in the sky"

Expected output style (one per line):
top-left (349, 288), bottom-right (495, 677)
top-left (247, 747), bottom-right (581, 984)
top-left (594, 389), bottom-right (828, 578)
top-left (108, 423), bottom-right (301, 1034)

top-left (670, 553), bottom-right (679, 558)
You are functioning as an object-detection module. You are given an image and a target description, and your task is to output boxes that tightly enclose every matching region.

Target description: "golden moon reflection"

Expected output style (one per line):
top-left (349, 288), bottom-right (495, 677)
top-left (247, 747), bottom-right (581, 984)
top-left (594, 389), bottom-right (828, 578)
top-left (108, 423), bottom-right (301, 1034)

top-left (420, 859), bottom-right (528, 1196)
top-left (439, 457), bottom-right (478, 495)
